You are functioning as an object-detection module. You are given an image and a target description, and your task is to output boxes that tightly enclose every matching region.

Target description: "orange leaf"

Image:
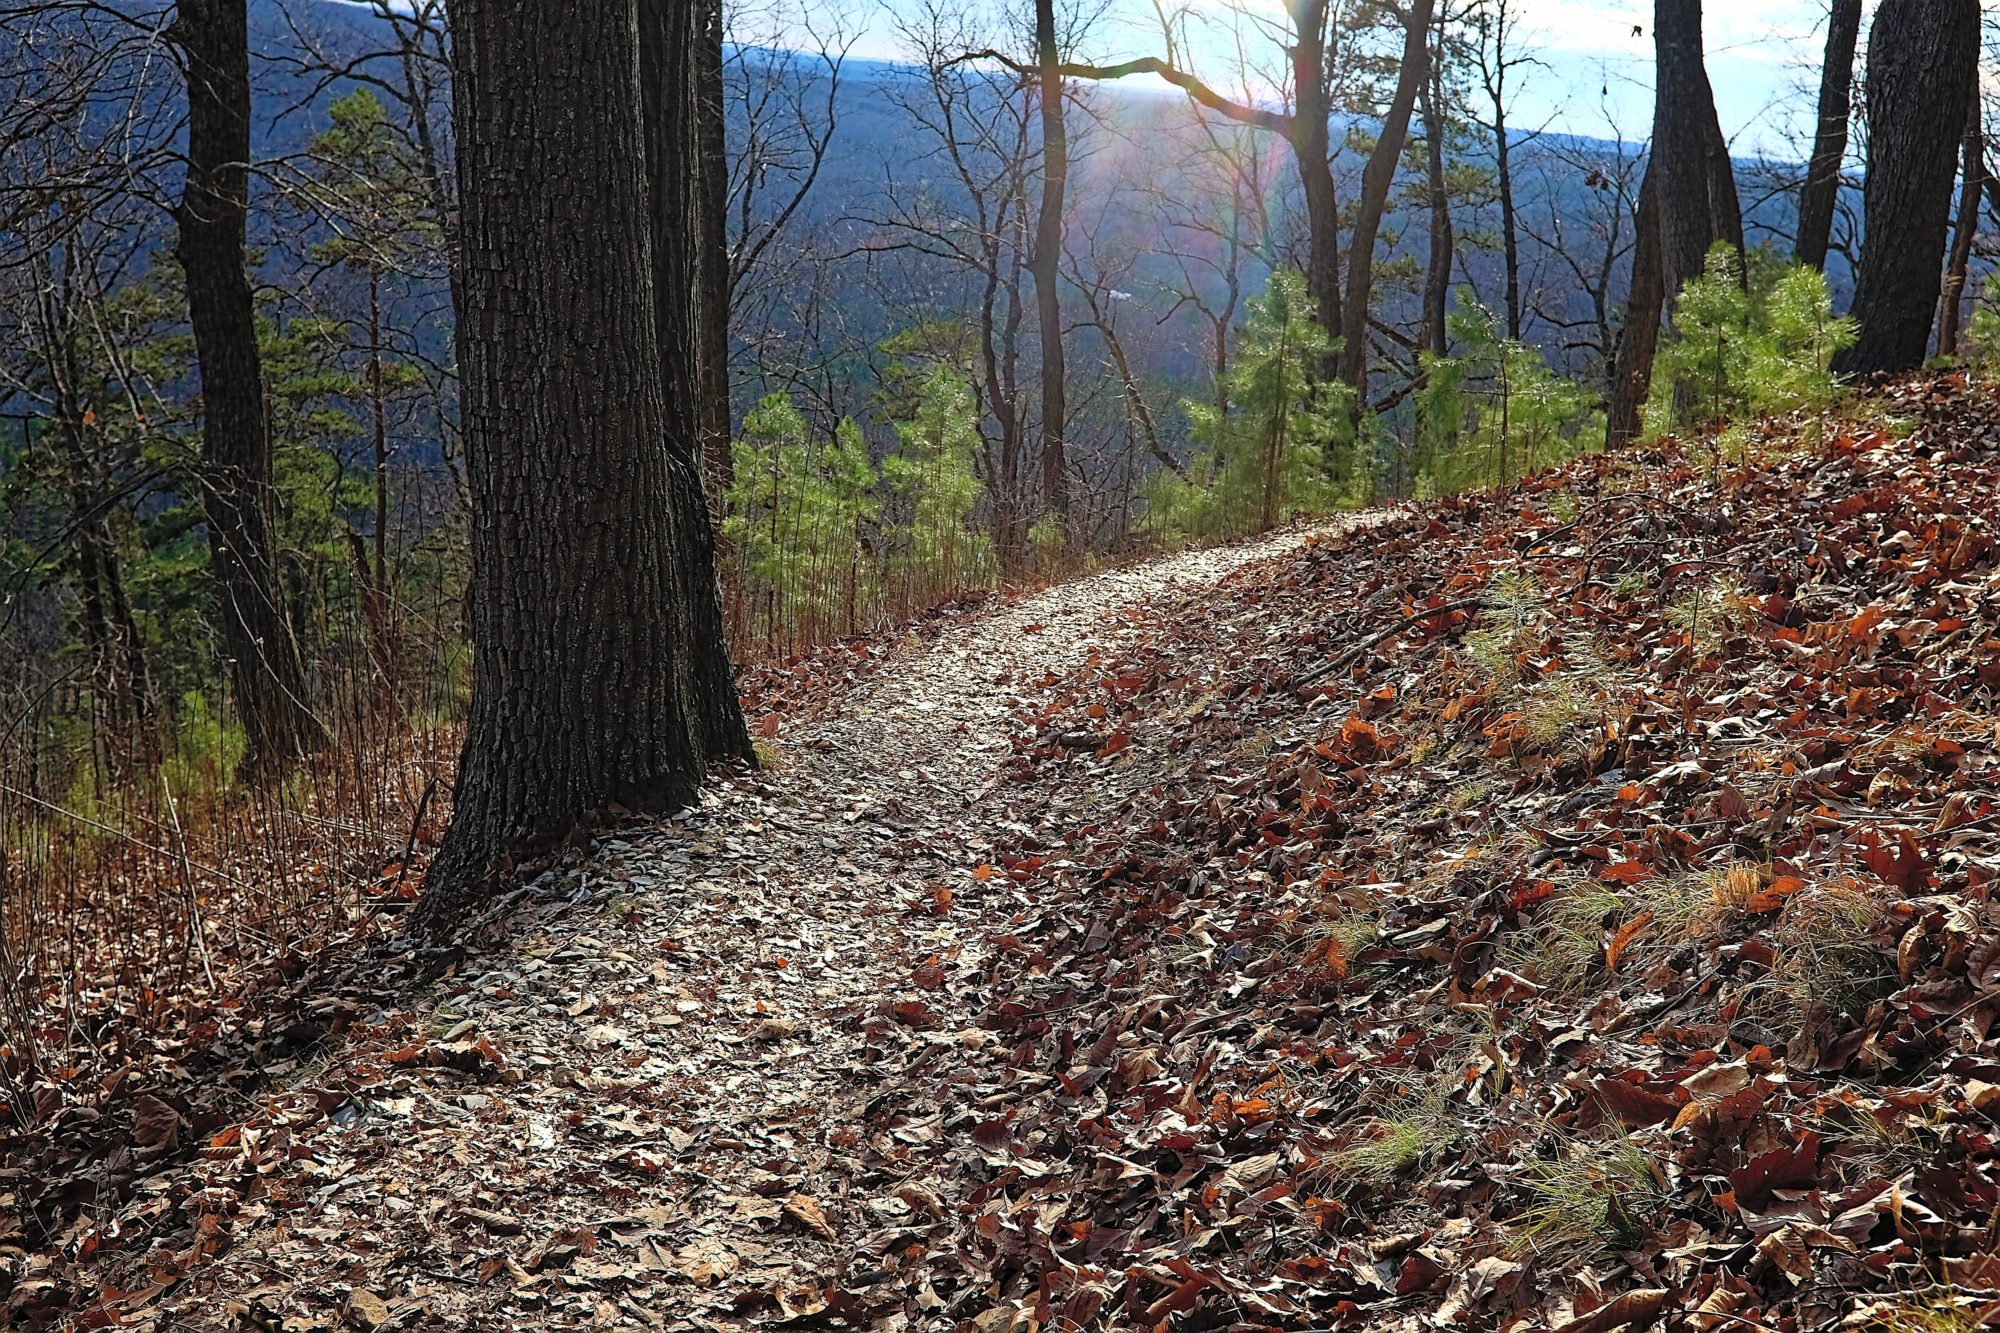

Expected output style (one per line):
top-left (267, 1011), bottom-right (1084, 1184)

top-left (1601, 860), bottom-right (1652, 885)
top-left (1318, 935), bottom-right (1350, 982)
top-left (1605, 910), bottom-right (1657, 971)
top-left (1513, 879), bottom-right (1556, 910)
top-left (1744, 875), bottom-right (1804, 913)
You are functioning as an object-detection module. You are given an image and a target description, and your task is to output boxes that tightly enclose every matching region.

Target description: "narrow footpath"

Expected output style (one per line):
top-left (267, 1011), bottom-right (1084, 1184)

top-left (175, 522), bottom-right (1350, 1332)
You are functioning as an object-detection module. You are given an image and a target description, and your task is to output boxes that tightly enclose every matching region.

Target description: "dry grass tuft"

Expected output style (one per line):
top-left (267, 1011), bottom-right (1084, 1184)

top-left (1509, 1133), bottom-right (1668, 1260)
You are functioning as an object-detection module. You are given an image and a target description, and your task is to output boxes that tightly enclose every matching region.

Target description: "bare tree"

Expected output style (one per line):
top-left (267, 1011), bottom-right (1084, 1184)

top-left (1146, 112), bottom-right (1277, 421)
top-left (1520, 127), bottom-right (1644, 376)
top-left (174, 0), bottom-right (325, 768)
top-left (859, 2), bottom-right (1035, 555)
top-left (1465, 0), bottom-right (1541, 339)
top-left (1338, 0), bottom-right (1437, 400)
top-left (711, 1), bottom-right (860, 500)
top-left (1032, 0), bottom-right (1070, 520)
top-left (1417, 2), bottom-right (1454, 358)
top-left (1936, 86), bottom-right (1988, 358)
top-left (1795, 0), bottom-right (1862, 270)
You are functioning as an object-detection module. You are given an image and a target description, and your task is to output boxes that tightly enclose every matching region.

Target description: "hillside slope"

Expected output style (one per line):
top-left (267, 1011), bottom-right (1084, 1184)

top-left (893, 377), bottom-right (2000, 1331)
top-left (12, 379), bottom-right (2000, 1332)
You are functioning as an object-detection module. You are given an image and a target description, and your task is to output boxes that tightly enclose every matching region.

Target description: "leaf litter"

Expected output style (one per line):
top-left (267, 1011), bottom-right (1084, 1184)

top-left (15, 379), bottom-right (2000, 1331)
top-left (6, 525), bottom-right (1341, 1330)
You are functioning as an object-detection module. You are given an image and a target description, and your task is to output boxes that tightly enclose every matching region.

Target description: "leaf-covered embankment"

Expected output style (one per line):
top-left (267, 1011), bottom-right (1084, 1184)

top-left (907, 379), bottom-right (2000, 1330)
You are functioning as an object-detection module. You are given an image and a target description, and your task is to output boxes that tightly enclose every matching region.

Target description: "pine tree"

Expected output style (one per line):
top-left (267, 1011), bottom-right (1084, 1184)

top-left (1147, 270), bottom-right (1355, 541)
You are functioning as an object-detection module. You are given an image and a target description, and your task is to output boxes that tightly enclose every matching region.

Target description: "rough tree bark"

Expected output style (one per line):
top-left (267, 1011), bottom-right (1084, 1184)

top-left (1795, 0), bottom-right (1862, 270)
top-left (1032, 0), bottom-right (1068, 519)
top-left (1418, 10), bottom-right (1452, 359)
top-left (1653, 0), bottom-right (1742, 301)
top-left (694, 0), bottom-right (733, 510)
top-left (1834, 0), bottom-right (1979, 375)
top-left (1935, 85), bottom-right (1985, 358)
top-left (1338, 0), bottom-right (1436, 400)
top-left (171, 0), bottom-right (324, 770)
top-left (1290, 0), bottom-right (1343, 357)
top-left (1606, 168), bottom-right (1665, 447)
top-left (424, 0), bottom-right (745, 917)
top-left (641, 0), bottom-right (755, 768)
top-left (1603, 0), bottom-right (1735, 446)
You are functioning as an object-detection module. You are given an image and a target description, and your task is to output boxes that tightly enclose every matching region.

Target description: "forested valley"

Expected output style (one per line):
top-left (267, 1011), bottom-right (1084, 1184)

top-left (5, 1), bottom-right (2000, 1330)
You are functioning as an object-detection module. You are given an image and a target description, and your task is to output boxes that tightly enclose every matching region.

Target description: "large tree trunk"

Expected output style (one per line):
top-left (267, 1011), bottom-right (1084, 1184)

top-left (1291, 0), bottom-right (1342, 353)
top-left (1795, 0), bottom-right (1862, 270)
top-left (425, 0), bottom-right (739, 916)
top-left (171, 0), bottom-right (324, 772)
top-left (1935, 85), bottom-right (1985, 358)
top-left (1419, 13), bottom-right (1452, 359)
top-left (1606, 167), bottom-right (1665, 448)
top-left (1603, 0), bottom-right (1734, 444)
top-left (1834, 0), bottom-right (1980, 375)
top-left (1338, 0), bottom-right (1435, 400)
top-left (1032, 0), bottom-right (1069, 520)
top-left (641, 0), bottom-right (755, 767)
top-left (694, 0), bottom-right (733, 510)
top-left (1653, 0), bottom-right (1742, 302)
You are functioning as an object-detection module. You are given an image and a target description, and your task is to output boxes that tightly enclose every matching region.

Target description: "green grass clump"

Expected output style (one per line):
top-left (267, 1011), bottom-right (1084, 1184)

top-left (1510, 1133), bottom-right (1668, 1259)
top-left (1315, 1087), bottom-right (1462, 1193)
top-left (1751, 881), bottom-right (1894, 1028)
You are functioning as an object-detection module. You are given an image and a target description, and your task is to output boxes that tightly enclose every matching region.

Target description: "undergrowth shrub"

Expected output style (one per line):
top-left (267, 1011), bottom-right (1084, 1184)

top-left (724, 395), bottom-right (880, 654)
top-left (882, 367), bottom-right (997, 604)
top-left (722, 371), bottom-right (997, 657)
top-left (1648, 244), bottom-right (1855, 437)
top-left (1413, 298), bottom-right (1601, 496)
top-left (1142, 268), bottom-right (1359, 544)
top-left (1510, 1133), bottom-right (1669, 1260)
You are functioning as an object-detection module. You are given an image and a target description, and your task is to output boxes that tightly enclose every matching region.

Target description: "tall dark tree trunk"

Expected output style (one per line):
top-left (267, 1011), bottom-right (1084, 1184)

top-left (1419, 14), bottom-right (1452, 359)
top-left (1606, 167), bottom-right (1665, 448)
top-left (1834, 0), bottom-right (1980, 375)
top-left (641, 0), bottom-right (755, 767)
top-left (1032, 0), bottom-right (1069, 520)
top-left (1653, 0), bottom-right (1741, 303)
top-left (1936, 86), bottom-right (1985, 358)
top-left (1291, 0), bottom-right (1342, 353)
top-left (425, 0), bottom-right (742, 915)
top-left (1603, 0), bottom-right (1734, 444)
top-left (694, 0), bottom-right (733, 511)
top-left (171, 0), bottom-right (324, 771)
top-left (1494, 99), bottom-right (1520, 340)
top-left (1338, 0), bottom-right (1436, 400)
top-left (1795, 0), bottom-right (1862, 270)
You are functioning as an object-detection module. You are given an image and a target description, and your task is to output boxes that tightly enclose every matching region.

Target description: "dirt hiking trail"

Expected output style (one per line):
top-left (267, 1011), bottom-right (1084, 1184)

top-left (182, 520), bottom-right (1356, 1332)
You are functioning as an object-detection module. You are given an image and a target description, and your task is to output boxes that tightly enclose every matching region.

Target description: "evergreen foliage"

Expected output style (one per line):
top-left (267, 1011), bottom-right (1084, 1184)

top-left (1413, 297), bottom-right (1601, 495)
top-left (721, 369), bottom-right (994, 654)
top-left (1648, 244), bottom-right (1856, 434)
top-left (724, 394), bottom-right (879, 651)
top-left (882, 367), bottom-right (996, 602)
top-left (1143, 269), bottom-right (1358, 543)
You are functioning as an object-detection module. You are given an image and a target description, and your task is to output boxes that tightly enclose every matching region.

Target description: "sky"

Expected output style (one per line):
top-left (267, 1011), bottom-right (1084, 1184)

top-left (828, 1), bottom-right (1859, 160)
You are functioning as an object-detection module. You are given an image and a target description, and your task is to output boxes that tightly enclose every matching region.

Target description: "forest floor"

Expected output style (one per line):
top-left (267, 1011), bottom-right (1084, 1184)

top-left (34, 519), bottom-right (1361, 1332)
top-left (20, 376), bottom-right (2000, 1333)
